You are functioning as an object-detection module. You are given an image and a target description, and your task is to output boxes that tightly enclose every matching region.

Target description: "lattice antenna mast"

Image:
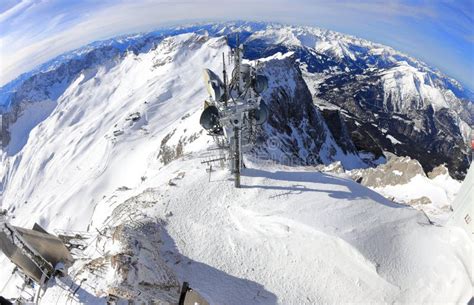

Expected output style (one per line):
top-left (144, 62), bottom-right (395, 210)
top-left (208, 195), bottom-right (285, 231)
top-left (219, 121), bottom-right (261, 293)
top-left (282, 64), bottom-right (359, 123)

top-left (199, 35), bottom-right (269, 188)
top-left (231, 42), bottom-right (245, 187)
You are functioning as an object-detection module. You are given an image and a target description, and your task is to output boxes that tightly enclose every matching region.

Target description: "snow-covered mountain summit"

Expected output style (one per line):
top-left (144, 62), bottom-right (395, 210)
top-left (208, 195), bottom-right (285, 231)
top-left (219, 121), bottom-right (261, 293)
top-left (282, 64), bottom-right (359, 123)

top-left (1, 21), bottom-right (471, 178)
top-left (0, 21), bottom-right (472, 304)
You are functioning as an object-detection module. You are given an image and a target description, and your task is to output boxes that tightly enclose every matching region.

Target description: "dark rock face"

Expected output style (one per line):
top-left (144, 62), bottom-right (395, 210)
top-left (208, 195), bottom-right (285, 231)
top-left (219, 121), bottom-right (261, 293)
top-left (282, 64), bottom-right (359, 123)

top-left (0, 114), bottom-right (9, 147)
top-left (0, 102), bottom-right (22, 149)
top-left (320, 110), bottom-right (358, 156)
top-left (254, 58), bottom-right (361, 168)
top-left (243, 39), bottom-right (290, 60)
top-left (315, 71), bottom-right (470, 179)
top-left (238, 34), bottom-right (471, 179)
top-left (254, 58), bottom-right (328, 164)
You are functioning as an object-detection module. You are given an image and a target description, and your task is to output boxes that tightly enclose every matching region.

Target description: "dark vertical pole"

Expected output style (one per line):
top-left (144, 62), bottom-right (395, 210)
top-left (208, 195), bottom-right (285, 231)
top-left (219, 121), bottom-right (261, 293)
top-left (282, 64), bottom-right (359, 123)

top-left (233, 127), bottom-right (241, 188)
top-left (178, 282), bottom-right (189, 305)
top-left (222, 53), bottom-right (228, 107)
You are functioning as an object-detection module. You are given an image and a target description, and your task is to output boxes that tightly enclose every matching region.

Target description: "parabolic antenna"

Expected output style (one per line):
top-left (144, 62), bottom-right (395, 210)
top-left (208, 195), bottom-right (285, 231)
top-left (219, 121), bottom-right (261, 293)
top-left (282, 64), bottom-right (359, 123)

top-left (203, 69), bottom-right (225, 102)
top-left (199, 43), bottom-right (270, 188)
top-left (199, 105), bottom-right (223, 135)
top-left (253, 75), bottom-right (268, 94)
top-left (240, 64), bottom-right (252, 87)
top-left (254, 101), bottom-right (269, 125)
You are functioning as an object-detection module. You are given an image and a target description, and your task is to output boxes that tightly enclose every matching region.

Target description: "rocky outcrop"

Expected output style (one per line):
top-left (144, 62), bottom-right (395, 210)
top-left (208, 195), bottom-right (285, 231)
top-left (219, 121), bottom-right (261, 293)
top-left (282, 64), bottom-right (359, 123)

top-left (0, 114), bottom-right (8, 148)
top-left (320, 109), bottom-right (359, 156)
top-left (428, 164), bottom-right (450, 179)
top-left (349, 154), bottom-right (426, 188)
top-left (232, 23), bottom-right (472, 179)
top-left (408, 196), bottom-right (431, 205)
top-left (73, 187), bottom-right (183, 304)
top-left (106, 222), bottom-right (180, 303)
top-left (252, 58), bottom-right (363, 169)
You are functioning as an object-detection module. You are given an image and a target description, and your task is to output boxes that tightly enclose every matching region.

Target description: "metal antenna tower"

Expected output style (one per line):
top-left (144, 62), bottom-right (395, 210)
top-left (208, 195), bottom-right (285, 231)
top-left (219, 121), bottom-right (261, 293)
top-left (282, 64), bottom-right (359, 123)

top-left (199, 38), bottom-right (269, 188)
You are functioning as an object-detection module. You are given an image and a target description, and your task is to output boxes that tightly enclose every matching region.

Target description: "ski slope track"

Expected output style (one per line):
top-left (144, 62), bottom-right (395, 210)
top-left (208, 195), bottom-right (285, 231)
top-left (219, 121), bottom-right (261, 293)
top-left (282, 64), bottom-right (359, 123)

top-left (0, 22), bottom-right (472, 304)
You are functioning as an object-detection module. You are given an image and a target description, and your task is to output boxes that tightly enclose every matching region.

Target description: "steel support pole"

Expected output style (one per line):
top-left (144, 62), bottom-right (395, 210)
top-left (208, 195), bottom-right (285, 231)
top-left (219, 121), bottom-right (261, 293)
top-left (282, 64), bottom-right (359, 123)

top-left (233, 127), bottom-right (241, 188)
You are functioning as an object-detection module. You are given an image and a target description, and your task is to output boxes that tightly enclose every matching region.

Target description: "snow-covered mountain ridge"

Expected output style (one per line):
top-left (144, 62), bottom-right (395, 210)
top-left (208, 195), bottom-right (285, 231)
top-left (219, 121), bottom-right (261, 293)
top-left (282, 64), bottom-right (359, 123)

top-left (2, 21), bottom-right (472, 109)
top-left (0, 21), bottom-right (471, 178)
top-left (0, 21), bottom-right (472, 304)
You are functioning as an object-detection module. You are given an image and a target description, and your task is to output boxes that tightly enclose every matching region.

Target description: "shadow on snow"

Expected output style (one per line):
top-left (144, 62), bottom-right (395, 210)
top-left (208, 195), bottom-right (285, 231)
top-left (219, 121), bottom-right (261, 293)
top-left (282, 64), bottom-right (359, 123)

top-left (241, 168), bottom-right (402, 208)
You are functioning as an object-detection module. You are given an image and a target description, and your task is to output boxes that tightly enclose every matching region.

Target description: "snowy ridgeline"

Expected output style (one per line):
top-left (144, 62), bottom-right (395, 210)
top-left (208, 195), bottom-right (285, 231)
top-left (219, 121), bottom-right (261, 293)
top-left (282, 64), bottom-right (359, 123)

top-left (0, 23), bottom-right (472, 304)
top-left (0, 22), bottom-right (471, 179)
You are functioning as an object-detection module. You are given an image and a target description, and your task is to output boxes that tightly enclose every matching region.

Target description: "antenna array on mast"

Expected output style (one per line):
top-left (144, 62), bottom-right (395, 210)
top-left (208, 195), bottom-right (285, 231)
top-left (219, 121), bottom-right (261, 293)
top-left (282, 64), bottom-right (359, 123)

top-left (199, 39), bottom-right (269, 187)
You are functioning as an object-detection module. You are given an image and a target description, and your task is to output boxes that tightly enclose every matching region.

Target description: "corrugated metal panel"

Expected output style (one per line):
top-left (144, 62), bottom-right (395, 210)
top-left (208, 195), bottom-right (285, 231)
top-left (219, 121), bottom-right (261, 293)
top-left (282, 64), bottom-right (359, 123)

top-left (0, 231), bottom-right (45, 283)
top-left (0, 224), bottom-right (73, 284)
top-left (15, 226), bottom-right (74, 268)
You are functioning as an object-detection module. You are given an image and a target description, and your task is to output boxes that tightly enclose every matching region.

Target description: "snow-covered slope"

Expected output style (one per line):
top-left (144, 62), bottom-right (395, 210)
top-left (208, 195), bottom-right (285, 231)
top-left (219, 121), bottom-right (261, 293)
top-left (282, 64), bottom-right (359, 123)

top-left (0, 33), bottom-right (226, 231)
top-left (32, 158), bottom-right (470, 305)
top-left (0, 22), bottom-right (472, 304)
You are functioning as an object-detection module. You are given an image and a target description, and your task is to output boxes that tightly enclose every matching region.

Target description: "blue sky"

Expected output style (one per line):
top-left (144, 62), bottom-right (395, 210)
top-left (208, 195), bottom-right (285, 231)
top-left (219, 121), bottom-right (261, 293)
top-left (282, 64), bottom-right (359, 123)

top-left (0, 0), bottom-right (473, 90)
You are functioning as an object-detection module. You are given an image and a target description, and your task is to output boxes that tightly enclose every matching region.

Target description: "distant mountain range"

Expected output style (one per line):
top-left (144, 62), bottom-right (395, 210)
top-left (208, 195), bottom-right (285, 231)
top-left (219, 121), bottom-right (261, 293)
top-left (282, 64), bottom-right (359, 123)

top-left (0, 21), bottom-right (472, 179)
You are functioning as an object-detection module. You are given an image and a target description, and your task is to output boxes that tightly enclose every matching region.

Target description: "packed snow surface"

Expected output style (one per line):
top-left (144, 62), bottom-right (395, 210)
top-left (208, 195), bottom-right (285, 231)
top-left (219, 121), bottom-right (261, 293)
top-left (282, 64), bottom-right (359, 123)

top-left (28, 158), bottom-right (474, 304)
top-left (126, 159), bottom-right (473, 304)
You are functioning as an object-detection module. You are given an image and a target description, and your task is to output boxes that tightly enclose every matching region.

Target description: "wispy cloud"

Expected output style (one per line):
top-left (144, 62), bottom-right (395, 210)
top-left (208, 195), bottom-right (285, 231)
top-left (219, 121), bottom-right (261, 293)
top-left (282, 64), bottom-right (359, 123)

top-left (0, 0), bottom-right (472, 89)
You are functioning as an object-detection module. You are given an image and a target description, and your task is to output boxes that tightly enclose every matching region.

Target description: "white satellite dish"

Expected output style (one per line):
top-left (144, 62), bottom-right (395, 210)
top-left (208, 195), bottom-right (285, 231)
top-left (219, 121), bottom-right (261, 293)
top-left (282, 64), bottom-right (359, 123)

top-left (203, 69), bottom-right (224, 102)
top-left (199, 105), bottom-right (223, 135)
